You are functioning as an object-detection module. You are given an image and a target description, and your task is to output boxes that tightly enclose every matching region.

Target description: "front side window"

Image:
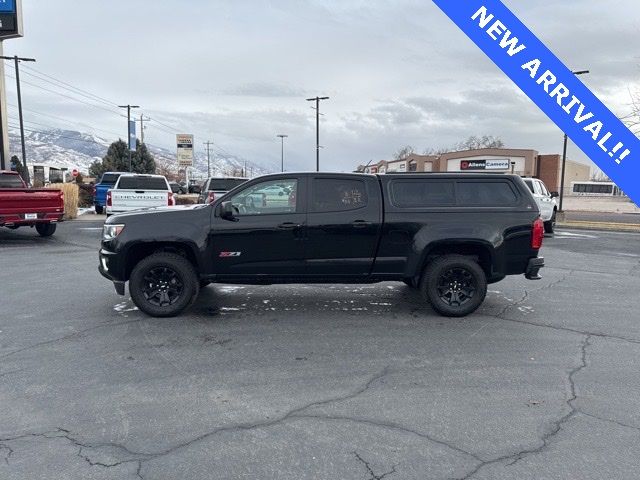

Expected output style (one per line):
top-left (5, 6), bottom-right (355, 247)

top-left (229, 179), bottom-right (298, 216)
top-left (312, 178), bottom-right (368, 212)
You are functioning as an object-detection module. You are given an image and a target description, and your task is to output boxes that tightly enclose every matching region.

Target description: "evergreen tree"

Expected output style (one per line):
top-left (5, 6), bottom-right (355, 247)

top-left (89, 139), bottom-right (156, 178)
top-left (10, 155), bottom-right (30, 184)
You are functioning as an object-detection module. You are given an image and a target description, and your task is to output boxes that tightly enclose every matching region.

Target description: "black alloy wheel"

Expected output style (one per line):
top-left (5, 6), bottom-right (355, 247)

top-left (436, 267), bottom-right (477, 307)
top-left (141, 267), bottom-right (185, 307)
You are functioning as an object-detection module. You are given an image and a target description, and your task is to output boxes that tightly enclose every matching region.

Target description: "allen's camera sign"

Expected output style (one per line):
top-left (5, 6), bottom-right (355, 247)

top-left (0, 0), bottom-right (22, 39)
top-left (460, 159), bottom-right (511, 170)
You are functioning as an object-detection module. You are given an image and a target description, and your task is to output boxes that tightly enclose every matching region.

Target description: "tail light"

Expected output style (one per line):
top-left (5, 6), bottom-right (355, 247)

top-left (106, 191), bottom-right (112, 207)
top-left (168, 192), bottom-right (176, 206)
top-left (532, 217), bottom-right (544, 249)
top-left (208, 192), bottom-right (216, 203)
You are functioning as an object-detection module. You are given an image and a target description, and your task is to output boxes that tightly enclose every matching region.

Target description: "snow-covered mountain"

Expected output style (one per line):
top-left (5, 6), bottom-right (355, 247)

top-left (8, 128), bottom-right (275, 179)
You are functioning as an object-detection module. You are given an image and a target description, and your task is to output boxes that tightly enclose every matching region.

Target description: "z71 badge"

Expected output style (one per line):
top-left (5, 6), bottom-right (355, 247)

top-left (219, 252), bottom-right (242, 258)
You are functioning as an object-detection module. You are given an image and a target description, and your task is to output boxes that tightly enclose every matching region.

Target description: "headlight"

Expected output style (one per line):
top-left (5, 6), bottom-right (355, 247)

top-left (103, 224), bottom-right (125, 241)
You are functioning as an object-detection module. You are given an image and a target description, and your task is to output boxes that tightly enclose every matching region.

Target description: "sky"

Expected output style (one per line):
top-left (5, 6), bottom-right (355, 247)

top-left (3, 0), bottom-right (639, 172)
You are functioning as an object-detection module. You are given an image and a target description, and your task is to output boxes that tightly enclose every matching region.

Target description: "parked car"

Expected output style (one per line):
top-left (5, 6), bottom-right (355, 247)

top-left (197, 177), bottom-right (248, 203)
top-left (169, 182), bottom-right (187, 195)
top-left (99, 173), bottom-right (545, 318)
top-left (106, 174), bottom-right (175, 216)
top-left (0, 171), bottom-right (64, 237)
top-left (522, 178), bottom-right (558, 233)
top-left (94, 172), bottom-right (122, 214)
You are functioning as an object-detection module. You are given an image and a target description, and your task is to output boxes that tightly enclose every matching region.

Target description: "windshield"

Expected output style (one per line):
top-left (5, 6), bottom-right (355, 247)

top-left (208, 178), bottom-right (248, 191)
top-left (0, 174), bottom-right (25, 188)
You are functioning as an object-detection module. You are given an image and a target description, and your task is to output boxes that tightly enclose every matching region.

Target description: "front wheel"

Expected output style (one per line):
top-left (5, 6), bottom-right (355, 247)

top-left (129, 252), bottom-right (199, 317)
top-left (420, 255), bottom-right (487, 317)
top-left (35, 223), bottom-right (57, 237)
top-left (544, 210), bottom-right (556, 234)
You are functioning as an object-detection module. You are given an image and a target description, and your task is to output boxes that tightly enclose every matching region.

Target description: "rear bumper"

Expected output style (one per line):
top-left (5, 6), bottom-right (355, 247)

top-left (525, 257), bottom-right (545, 280)
top-left (0, 212), bottom-right (64, 227)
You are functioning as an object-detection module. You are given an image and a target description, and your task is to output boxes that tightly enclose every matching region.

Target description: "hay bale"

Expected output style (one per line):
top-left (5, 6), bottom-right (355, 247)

top-left (47, 183), bottom-right (79, 220)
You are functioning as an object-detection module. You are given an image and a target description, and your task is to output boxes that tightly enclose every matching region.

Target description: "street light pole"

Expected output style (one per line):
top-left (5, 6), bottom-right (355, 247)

top-left (277, 134), bottom-right (288, 172)
top-left (118, 104), bottom-right (139, 172)
top-left (559, 70), bottom-right (589, 212)
top-left (306, 96), bottom-right (329, 172)
top-left (1, 55), bottom-right (36, 184)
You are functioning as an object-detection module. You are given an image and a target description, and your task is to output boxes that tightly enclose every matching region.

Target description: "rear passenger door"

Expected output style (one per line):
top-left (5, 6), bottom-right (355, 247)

top-left (305, 176), bottom-right (382, 277)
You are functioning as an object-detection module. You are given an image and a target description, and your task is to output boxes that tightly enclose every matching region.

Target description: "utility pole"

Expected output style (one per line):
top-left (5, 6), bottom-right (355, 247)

top-left (203, 140), bottom-right (213, 178)
top-left (137, 114), bottom-right (151, 145)
top-left (559, 70), bottom-right (589, 212)
top-left (0, 54), bottom-right (35, 183)
top-left (306, 96), bottom-right (329, 172)
top-left (277, 134), bottom-right (288, 172)
top-left (118, 104), bottom-right (139, 172)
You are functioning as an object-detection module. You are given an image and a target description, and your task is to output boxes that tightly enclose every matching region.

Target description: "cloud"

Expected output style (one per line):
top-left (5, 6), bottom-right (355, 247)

top-left (222, 82), bottom-right (307, 98)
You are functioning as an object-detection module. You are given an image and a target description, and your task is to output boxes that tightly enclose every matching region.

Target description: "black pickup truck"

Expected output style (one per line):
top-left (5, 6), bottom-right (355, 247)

top-left (99, 173), bottom-right (545, 318)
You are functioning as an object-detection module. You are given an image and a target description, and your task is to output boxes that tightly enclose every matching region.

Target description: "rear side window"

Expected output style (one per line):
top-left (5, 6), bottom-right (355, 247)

top-left (524, 180), bottom-right (535, 194)
top-left (100, 173), bottom-right (121, 185)
top-left (390, 180), bottom-right (455, 207)
top-left (117, 177), bottom-right (169, 190)
top-left (0, 174), bottom-right (24, 188)
top-left (456, 181), bottom-right (518, 206)
top-left (312, 178), bottom-right (368, 212)
top-left (208, 179), bottom-right (247, 191)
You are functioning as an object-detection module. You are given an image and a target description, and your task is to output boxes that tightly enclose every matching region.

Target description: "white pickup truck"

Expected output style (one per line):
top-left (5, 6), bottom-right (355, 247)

top-left (523, 177), bottom-right (559, 234)
top-left (106, 174), bottom-right (175, 216)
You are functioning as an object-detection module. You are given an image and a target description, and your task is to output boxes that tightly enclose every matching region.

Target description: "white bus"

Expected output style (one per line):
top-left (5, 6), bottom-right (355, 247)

top-left (571, 181), bottom-right (623, 197)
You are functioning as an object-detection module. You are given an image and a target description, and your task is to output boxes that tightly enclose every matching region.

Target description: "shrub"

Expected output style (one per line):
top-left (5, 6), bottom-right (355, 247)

top-left (47, 183), bottom-right (79, 220)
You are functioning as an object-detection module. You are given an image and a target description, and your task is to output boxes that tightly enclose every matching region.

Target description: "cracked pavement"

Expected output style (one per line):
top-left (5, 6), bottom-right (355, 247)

top-left (1, 221), bottom-right (640, 479)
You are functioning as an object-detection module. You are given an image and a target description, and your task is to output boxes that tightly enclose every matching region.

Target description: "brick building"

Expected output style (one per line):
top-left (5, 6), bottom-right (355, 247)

top-left (358, 148), bottom-right (591, 194)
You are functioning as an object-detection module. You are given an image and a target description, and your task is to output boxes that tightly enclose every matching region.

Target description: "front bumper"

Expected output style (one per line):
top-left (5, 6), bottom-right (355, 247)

top-left (525, 257), bottom-right (545, 280)
top-left (99, 248), bottom-right (126, 295)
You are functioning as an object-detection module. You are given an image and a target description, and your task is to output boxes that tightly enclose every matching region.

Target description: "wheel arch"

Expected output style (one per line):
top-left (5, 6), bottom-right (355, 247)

top-left (124, 241), bottom-right (200, 280)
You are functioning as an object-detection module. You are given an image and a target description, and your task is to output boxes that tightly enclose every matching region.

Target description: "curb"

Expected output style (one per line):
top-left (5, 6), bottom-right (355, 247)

top-left (558, 221), bottom-right (640, 233)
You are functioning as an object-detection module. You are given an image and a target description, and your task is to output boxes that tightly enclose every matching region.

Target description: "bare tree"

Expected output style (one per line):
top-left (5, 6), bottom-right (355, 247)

top-left (621, 86), bottom-right (640, 136)
top-left (455, 135), bottom-right (504, 150)
top-left (393, 145), bottom-right (415, 160)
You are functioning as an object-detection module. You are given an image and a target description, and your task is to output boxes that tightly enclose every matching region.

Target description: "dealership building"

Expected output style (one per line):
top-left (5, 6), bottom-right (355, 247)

top-left (357, 148), bottom-right (591, 194)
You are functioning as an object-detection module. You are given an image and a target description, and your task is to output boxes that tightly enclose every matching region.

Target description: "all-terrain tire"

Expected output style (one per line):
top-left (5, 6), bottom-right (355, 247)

top-left (129, 252), bottom-right (199, 318)
top-left (420, 254), bottom-right (487, 317)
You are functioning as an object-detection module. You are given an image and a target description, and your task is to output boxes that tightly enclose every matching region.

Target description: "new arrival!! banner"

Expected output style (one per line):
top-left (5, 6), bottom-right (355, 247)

top-left (432, 0), bottom-right (640, 206)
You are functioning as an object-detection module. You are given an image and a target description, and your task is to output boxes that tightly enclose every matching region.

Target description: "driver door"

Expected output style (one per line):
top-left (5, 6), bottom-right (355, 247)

top-left (209, 176), bottom-right (307, 279)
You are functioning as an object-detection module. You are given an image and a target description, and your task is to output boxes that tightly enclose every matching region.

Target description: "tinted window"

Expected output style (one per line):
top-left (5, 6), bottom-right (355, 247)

top-left (100, 173), bottom-right (121, 185)
top-left (229, 179), bottom-right (298, 216)
top-left (117, 176), bottom-right (169, 190)
top-left (457, 181), bottom-right (518, 206)
top-left (0, 174), bottom-right (24, 188)
top-left (208, 178), bottom-right (247, 191)
top-left (391, 180), bottom-right (455, 207)
top-left (524, 180), bottom-right (535, 194)
top-left (312, 178), bottom-right (368, 212)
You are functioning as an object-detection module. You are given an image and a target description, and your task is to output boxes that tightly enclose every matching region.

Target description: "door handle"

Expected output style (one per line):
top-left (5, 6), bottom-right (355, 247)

top-left (278, 222), bottom-right (301, 230)
top-left (352, 220), bottom-right (372, 228)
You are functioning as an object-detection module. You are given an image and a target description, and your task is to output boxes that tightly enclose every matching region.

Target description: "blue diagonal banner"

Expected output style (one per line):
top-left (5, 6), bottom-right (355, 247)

top-left (432, 0), bottom-right (639, 206)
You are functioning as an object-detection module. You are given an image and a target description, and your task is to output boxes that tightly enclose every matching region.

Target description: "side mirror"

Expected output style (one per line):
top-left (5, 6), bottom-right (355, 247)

top-left (550, 191), bottom-right (559, 198)
top-left (220, 201), bottom-right (236, 221)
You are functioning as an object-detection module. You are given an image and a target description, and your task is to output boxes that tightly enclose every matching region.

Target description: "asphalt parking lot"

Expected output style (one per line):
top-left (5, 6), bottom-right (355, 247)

top-left (1, 220), bottom-right (639, 480)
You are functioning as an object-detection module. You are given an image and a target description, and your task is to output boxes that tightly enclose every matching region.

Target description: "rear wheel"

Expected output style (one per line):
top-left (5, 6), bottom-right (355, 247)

top-left (95, 205), bottom-right (104, 214)
top-left (420, 255), bottom-right (487, 317)
top-left (544, 210), bottom-right (556, 234)
top-left (129, 252), bottom-right (199, 317)
top-left (35, 223), bottom-right (57, 237)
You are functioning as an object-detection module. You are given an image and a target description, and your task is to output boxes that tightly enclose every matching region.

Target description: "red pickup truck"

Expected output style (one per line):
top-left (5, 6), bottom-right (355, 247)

top-left (0, 171), bottom-right (65, 237)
